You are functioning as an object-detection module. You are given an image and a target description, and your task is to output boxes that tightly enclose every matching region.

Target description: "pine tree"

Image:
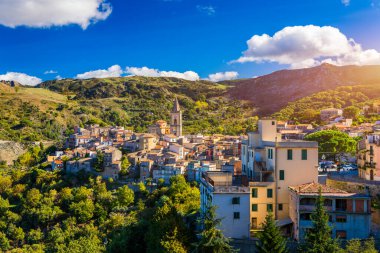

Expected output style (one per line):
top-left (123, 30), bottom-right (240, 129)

top-left (303, 188), bottom-right (342, 253)
top-left (193, 206), bottom-right (237, 253)
top-left (256, 212), bottom-right (288, 253)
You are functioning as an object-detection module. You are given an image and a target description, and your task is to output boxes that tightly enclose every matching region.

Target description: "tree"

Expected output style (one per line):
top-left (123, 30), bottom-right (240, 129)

top-left (304, 130), bottom-right (358, 155)
top-left (343, 106), bottom-right (360, 120)
top-left (160, 227), bottom-right (187, 253)
top-left (256, 212), bottom-right (288, 253)
top-left (346, 238), bottom-right (377, 253)
top-left (193, 206), bottom-right (237, 253)
top-left (302, 188), bottom-right (341, 253)
top-left (116, 185), bottom-right (134, 207)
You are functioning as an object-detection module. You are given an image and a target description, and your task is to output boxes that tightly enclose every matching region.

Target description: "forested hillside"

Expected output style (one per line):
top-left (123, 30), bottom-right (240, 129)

top-left (0, 77), bottom-right (257, 142)
top-left (272, 85), bottom-right (380, 123)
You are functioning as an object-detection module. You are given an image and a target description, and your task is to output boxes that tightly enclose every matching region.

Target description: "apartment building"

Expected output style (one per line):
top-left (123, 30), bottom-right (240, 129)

top-left (241, 119), bottom-right (319, 236)
top-left (357, 133), bottom-right (380, 181)
top-left (288, 182), bottom-right (371, 240)
top-left (200, 171), bottom-right (250, 239)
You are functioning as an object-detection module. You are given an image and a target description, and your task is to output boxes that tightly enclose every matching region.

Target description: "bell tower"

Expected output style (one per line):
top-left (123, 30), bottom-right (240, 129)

top-left (170, 97), bottom-right (182, 137)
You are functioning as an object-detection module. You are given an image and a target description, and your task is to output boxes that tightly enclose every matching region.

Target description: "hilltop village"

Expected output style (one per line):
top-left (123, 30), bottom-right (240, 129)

top-left (39, 98), bottom-right (380, 243)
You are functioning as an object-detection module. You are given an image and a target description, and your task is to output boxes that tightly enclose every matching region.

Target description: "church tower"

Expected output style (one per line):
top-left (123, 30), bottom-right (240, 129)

top-left (170, 97), bottom-right (182, 137)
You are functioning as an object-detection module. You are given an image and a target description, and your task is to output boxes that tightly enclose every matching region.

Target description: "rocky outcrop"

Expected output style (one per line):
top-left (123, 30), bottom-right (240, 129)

top-left (0, 141), bottom-right (26, 165)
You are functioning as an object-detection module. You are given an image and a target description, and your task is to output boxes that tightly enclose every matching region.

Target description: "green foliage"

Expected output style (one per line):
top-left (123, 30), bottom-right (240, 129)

top-left (256, 212), bottom-right (288, 253)
top-left (302, 188), bottom-right (341, 253)
top-left (0, 77), bottom-right (258, 142)
top-left (193, 206), bottom-right (237, 253)
top-left (116, 185), bottom-right (134, 207)
top-left (304, 130), bottom-right (358, 154)
top-left (346, 238), bottom-right (377, 253)
top-left (273, 85), bottom-right (380, 124)
top-left (343, 106), bottom-right (360, 119)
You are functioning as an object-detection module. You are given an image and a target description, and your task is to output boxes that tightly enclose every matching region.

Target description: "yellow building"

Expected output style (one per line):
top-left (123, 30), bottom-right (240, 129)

top-left (241, 119), bottom-right (318, 236)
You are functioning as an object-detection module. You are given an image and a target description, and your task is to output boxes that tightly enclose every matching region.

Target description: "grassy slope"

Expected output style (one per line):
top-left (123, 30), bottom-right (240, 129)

top-left (0, 77), bottom-right (257, 142)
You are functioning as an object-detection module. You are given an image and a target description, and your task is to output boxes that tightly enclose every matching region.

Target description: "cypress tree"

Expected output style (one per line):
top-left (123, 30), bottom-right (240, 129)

top-left (303, 188), bottom-right (342, 253)
top-left (256, 212), bottom-right (288, 253)
top-left (193, 206), bottom-right (237, 253)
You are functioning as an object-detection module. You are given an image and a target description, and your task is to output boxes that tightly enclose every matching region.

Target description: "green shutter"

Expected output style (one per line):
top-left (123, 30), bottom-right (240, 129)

top-left (267, 204), bottom-right (273, 212)
top-left (252, 188), bottom-right (258, 198)
top-left (267, 189), bottom-right (273, 198)
top-left (302, 149), bottom-right (307, 160)
top-left (280, 170), bottom-right (285, 180)
top-left (287, 149), bottom-right (293, 160)
top-left (252, 204), bottom-right (258, 212)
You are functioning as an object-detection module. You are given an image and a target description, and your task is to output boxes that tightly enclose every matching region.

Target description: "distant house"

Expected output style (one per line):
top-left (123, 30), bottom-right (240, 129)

top-left (289, 182), bottom-right (371, 241)
top-left (357, 134), bottom-right (380, 181)
top-left (320, 108), bottom-right (343, 121)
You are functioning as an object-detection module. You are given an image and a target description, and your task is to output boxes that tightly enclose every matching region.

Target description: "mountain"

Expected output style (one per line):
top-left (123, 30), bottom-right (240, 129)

top-left (225, 63), bottom-right (380, 114)
top-left (0, 77), bottom-right (257, 142)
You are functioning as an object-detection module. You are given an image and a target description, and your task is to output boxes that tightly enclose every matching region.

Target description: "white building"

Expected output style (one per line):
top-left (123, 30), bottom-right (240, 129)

top-left (200, 171), bottom-right (250, 239)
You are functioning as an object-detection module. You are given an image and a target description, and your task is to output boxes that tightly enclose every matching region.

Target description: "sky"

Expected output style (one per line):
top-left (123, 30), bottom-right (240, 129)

top-left (0, 0), bottom-right (380, 85)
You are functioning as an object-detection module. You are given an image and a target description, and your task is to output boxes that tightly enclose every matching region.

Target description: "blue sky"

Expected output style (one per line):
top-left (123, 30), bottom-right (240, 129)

top-left (0, 0), bottom-right (380, 85)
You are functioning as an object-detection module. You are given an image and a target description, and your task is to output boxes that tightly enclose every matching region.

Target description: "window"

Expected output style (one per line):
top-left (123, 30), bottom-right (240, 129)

top-left (278, 203), bottom-right (283, 211)
top-left (252, 204), bottom-right (258, 212)
top-left (287, 149), bottom-right (293, 160)
top-left (336, 199), bottom-right (347, 211)
top-left (336, 230), bottom-right (347, 239)
top-left (232, 197), bottom-right (240, 205)
top-left (233, 212), bottom-right (240, 219)
top-left (300, 213), bottom-right (311, 220)
top-left (267, 189), bottom-right (273, 198)
top-left (267, 204), bottom-right (273, 212)
top-left (300, 198), bottom-right (315, 206)
top-left (268, 149), bottom-right (273, 159)
top-left (272, 121), bottom-right (275, 125)
top-left (251, 217), bottom-right (258, 229)
top-left (302, 149), bottom-right (308, 160)
top-left (252, 188), bottom-right (258, 198)
top-left (279, 170), bottom-right (285, 180)
top-left (336, 215), bottom-right (347, 223)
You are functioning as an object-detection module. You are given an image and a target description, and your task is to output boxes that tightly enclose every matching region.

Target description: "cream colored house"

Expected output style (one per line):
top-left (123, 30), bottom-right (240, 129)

top-left (241, 119), bottom-right (318, 236)
top-left (138, 134), bottom-right (158, 151)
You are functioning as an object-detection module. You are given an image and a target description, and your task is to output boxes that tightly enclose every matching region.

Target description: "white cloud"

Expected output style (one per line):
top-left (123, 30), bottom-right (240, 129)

top-left (342, 0), bottom-right (350, 6)
top-left (0, 72), bottom-right (42, 86)
top-left (56, 75), bottom-right (63, 80)
top-left (44, 70), bottom-right (58, 74)
top-left (207, 71), bottom-right (239, 82)
top-left (0, 0), bottom-right (112, 29)
top-left (197, 5), bottom-right (216, 16)
top-left (233, 25), bottom-right (380, 68)
top-left (76, 65), bottom-right (123, 79)
top-left (126, 66), bottom-right (200, 81)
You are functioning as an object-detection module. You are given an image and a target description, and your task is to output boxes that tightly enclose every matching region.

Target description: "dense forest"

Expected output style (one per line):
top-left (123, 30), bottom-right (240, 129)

top-left (0, 166), bottom-right (208, 253)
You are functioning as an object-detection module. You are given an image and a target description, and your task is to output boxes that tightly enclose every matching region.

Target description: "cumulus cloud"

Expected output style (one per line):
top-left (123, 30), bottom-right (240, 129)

top-left (197, 5), bottom-right (216, 16)
top-left (0, 72), bottom-right (42, 86)
top-left (0, 0), bottom-right (112, 29)
top-left (126, 66), bottom-right (200, 81)
top-left (76, 65), bottom-right (123, 79)
top-left (207, 71), bottom-right (239, 82)
top-left (233, 25), bottom-right (380, 68)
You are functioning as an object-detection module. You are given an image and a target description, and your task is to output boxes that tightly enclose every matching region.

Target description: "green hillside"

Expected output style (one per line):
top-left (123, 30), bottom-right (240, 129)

top-left (0, 77), bottom-right (257, 142)
top-left (273, 85), bottom-right (380, 123)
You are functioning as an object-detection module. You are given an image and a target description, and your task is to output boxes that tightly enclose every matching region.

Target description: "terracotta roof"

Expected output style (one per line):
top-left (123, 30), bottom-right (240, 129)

top-left (289, 182), bottom-right (348, 194)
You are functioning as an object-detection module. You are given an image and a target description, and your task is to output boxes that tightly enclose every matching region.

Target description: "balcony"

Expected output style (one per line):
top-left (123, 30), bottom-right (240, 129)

top-left (365, 162), bottom-right (376, 169)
